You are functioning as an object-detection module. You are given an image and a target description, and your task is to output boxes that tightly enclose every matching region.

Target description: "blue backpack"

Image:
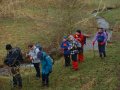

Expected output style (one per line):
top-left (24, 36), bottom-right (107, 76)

top-left (40, 52), bottom-right (53, 73)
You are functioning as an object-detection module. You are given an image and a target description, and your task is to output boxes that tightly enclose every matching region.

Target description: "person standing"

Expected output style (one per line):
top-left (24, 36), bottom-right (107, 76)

top-left (93, 28), bottom-right (107, 58)
top-left (61, 36), bottom-right (71, 67)
top-left (69, 35), bottom-right (81, 70)
top-left (74, 30), bottom-right (85, 62)
top-left (27, 44), bottom-right (41, 79)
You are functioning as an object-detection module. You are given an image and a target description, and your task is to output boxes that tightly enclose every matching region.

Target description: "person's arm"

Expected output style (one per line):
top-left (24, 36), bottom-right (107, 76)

top-left (92, 33), bottom-right (98, 45)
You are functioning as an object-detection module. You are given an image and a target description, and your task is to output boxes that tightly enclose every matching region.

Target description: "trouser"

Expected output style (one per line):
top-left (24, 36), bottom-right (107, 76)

top-left (33, 63), bottom-right (40, 78)
top-left (78, 47), bottom-right (84, 62)
top-left (71, 54), bottom-right (78, 70)
top-left (64, 54), bottom-right (71, 66)
top-left (11, 67), bottom-right (22, 87)
top-left (42, 73), bottom-right (49, 86)
top-left (98, 44), bottom-right (106, 58)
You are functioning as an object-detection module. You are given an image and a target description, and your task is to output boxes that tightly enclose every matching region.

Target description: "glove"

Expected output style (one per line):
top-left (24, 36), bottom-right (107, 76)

top-left (100, 42), bottom-right (105, 45)
top-left (92, 41), bottom-right (95, 46)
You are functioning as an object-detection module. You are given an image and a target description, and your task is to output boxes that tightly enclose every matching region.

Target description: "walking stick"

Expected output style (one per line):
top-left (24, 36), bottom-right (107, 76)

top-left (93, 44), bottom-right (95, 59)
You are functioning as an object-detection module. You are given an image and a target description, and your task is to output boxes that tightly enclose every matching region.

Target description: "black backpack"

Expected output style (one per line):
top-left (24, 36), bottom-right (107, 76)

top-left (4, 47), bottom-right (24, 66)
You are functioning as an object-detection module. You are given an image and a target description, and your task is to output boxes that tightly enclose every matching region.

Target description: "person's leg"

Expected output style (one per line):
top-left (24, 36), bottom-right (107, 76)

top-left (42, 74), bottom-right (46, 86)
top-left (13, 76), bottom-right (17, 87)
top-left (46, 73), bottom-right (49, 87)
top-left (72, 54), bottom-right (78, 70)
top-left (66, 54), bottom-right (70, 66)
top-left (102, 44), bottom-right (106, 57)
top-left (67, 54), bottom-right (71, 66)
top-left (64, 54), bottom-right (68, 66)
top-left (33, 63), bottom-right (40, 78)
top-left (78, 47), bottom-right (84, 62)
top-left (98, 44), bottom-right (102, 58)
top-left (11, 67), bottom-right (17, 87)
top-left (16, 74), bottom-right (22, 88)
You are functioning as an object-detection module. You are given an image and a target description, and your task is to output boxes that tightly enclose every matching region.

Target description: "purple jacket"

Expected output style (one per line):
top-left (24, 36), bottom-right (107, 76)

top-left (93, 32), bottom-right (107, 43)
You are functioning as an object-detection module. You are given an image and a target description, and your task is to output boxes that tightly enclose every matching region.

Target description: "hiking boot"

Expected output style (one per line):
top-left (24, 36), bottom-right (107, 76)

top-left (18, 86), bottom-right (22, 90)
top-left (46, 84), bottom-right (49, 87)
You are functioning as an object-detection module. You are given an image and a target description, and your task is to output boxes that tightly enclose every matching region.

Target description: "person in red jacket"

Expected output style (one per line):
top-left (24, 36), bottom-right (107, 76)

top-left (74, 30), bottom-right (85, 62)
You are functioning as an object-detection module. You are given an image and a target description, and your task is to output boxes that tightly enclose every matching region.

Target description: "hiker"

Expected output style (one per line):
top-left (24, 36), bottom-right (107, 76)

top-left (93, 28), bottom-right (107, 58)
top-left (61, 36), bottom-right (71, 67)
top-left (37, 51), bottom-right (53, 87)
top-left (68, 35), bottom-right (81, 70)
top-left (74, 30), bottom-right (86, 62)
top-left (4, 44), bottom-right (23, 89)
top-left (27, 44), bottom-right (41, 79)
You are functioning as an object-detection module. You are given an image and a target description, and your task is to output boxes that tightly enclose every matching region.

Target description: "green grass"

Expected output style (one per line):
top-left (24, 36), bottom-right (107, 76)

top-left (0, 0), bottom-right (120, 89)
top-left (0, 35), bottom-right (120, 90)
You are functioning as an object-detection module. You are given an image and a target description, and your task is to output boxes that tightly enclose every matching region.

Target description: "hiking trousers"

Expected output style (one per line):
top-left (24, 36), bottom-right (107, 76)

top-left (78, 47), bottom-right (84, 62)
top-left (42, 73), bottom-right (49, 86)
top-left (11, 67), bottom-right (22, 87)
top-left (98, 44), bottom-right (106, 58)
top-left (71, 54), bottom-right (78, 70)
top-left (33, 63), bottom-right (40, 78)
top-left (64, 54), bottom-right (71, 66)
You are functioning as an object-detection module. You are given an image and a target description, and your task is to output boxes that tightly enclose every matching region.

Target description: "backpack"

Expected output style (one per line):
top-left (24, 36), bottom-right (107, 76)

top-left (41, 52), bottom-right (53, 73)
top-left (4, 47), bottom-right (23, 66)
top-left (97, 34), bottom-right (105, 42)
top-left (35, 43), bottom-right (42, 51)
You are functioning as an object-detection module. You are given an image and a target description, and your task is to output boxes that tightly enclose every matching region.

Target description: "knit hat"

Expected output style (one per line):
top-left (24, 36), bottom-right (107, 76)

top-left (6, 44), bottom-right (12, 50)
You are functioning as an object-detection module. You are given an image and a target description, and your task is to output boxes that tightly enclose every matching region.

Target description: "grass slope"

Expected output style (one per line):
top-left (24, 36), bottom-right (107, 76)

top-left (0, 34), bottom-right (120, 90)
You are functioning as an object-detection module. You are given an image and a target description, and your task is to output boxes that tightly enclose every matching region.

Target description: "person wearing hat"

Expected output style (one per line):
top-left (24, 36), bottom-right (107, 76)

top-left (60, 36), bottom-right (71, 67)
top-left (93, 28), bottom-right (107, 58)
top-left (74, 30), bottom-right (85, 62)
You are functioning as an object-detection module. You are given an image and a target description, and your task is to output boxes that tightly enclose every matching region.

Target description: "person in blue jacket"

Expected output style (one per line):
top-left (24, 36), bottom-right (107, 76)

top-left (38, 51), bottom-right (53, 87)
top-left (61, 36), bottom-right (71, 67)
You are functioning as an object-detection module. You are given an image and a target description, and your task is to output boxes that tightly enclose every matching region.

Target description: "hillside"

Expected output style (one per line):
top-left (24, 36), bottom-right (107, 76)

top-left (0, 0), bottom-right (120, 90)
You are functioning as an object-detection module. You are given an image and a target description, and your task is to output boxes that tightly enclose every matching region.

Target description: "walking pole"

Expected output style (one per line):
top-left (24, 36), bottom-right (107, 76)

top-left (93, 44), bottom-right (95, 59)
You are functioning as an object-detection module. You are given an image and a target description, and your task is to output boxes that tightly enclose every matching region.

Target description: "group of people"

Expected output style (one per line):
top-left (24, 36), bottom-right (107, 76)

top-left (61, 30), bottom-right (86, 70)
top-left (4, 44), bottom-right (53, 89)
top-left (61, 28), bottom-right (108, 70)
top-left (3, 28), bottom-right (108, 89)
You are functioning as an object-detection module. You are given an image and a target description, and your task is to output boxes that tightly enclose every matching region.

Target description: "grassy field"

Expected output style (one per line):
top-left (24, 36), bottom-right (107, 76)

top-left (0, 33), bottom-right (120, 90)
top-left (0, 0), bottom-right (120, 90)
top-left (0, 0), bottom-right (120, 65)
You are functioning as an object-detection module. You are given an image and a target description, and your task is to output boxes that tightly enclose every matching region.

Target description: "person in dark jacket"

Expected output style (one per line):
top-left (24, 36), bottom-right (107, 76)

top-left (61, 36), bottom-right (71, 67)
top-left (4, 44), bottom-right (22, 89)
top-left (93, 28), bottom-right (107, 58)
